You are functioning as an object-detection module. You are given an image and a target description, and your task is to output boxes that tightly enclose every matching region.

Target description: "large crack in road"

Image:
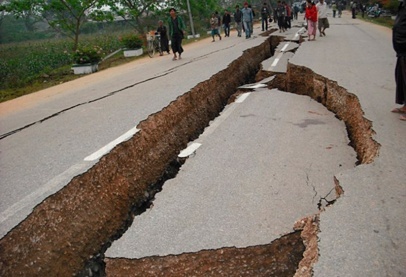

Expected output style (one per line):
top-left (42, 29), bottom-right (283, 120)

top-left (0, 32), bottom-right (380, 277)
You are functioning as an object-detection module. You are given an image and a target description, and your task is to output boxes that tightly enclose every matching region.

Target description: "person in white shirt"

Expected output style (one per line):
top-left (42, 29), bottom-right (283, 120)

top-left (316, 0), bottom-right (329, 36)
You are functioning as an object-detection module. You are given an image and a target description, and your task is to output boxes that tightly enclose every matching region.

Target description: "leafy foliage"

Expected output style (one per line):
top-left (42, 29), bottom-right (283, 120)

top-left (72, 45), bottom-right (104, 64)
top-left (119, 33), bottom-right (144, 49)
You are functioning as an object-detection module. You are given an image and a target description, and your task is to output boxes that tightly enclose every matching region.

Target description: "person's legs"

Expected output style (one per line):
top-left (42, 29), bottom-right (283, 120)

top-left (394, 56), bottom-right (406, 117)
top-left (243, 21), bottom-right (250, 38)
top-left (318, 19), bottom-right (323, 36)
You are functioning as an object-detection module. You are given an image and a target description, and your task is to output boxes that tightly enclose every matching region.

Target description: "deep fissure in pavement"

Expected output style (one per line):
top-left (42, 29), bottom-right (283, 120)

top-left (0, 37), bottom-right (271, 276)
top-left (104, 231), bottom-right (305, 277)
top-left (0, 33), bottom-right (380, 277)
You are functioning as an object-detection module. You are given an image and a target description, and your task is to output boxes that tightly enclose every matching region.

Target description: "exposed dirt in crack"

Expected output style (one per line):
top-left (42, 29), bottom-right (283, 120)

top-left (0, 38), bottom-right (272, 276)
top-left (105, 231), bottom-right (305, 277)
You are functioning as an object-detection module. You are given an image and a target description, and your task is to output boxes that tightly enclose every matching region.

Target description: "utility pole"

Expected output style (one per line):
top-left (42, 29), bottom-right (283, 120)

top-left (186, 0), bottom-right (196, 37)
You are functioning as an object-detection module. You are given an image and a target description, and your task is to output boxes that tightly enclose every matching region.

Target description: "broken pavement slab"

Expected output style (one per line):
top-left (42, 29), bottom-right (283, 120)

top-left (289, 14), bottom-right (406, 276)
top-left (105, 88), bottom-right (356, 260)
top-left (262, 51), bottom-right (294, 73)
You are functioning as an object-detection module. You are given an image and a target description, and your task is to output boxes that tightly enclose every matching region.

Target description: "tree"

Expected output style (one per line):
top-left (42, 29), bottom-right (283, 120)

top-left (5, 0), bottom-right (113, 50)
top-left (106, 0), bottom-right (167, 34)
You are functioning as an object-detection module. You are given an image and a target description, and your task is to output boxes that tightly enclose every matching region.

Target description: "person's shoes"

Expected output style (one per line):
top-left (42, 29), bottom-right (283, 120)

top-left (400, 114), bottom-right (406, 121)
top-left (391, 107), bottom-right (406, 114)
top-left (179, 55), bottom-right (182, 60)
top-left (172, 56), bottom-right (177, 61)
top-left (212, 39), bottom-right (215, 42)
top-left (220, 36), bottom-right (222, 40)
top-left (322, 31), bottom-right (326, 36)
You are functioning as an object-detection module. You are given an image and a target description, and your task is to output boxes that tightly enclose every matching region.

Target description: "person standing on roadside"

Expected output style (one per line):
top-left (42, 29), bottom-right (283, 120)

top-left (223, 10), bottom-right (231, 37)
top-left (392, 0), bottom-right (406, 120)
top-left (316, 0), bottom-right (329, 36)
top-left (242, 2), bottom-right (254, 39)
top-left (168, 8), bottom-right (185, 61)
top-left (234, 5), bottom-right (243, 37)
top-left (261, 2), bottom-right (271, 31)
top-left (305, 0), bottom-right (317, 41)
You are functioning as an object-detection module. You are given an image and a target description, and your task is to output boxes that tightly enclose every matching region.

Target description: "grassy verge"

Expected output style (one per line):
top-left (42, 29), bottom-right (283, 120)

top-left (0, 33), bottom-right (209, 103)
top-left (358, 14), bottom-right (395, 28)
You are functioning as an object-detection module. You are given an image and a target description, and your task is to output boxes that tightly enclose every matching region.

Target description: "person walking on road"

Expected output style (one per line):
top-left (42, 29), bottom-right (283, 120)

top-left (316, 0), bottom-right (329, 36)
top-left (234, 5), bottom-right (243, 37)
top-left (242, 2), bottom-right (254, 39)
top-left (351, 1), bottom-right (357, 18)
top-left (210, 13), bottom-right (222, 42)
top-left (332, 1), bottom-right (337, 18)
top-left (284, 1), bottom-right (292, 29)
top-left (338, 1), bottom-right (343, 17)
top-left (276, 1), bottom-right (286, 33)
top-left (261, 2), bottom-right (271, 31)
top-left (392, 0), bottom-right (406, 120)
top-left (305, 0), bottom-right (317, 41)
top-left (168, 8), bottom-right (185, 61)
top-left (223, 10), bottom-right (231, 37)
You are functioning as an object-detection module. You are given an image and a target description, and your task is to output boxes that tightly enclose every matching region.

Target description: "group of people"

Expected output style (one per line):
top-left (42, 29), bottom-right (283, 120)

top-left (153, 8), bottom-right (186, 61)
top-left (304, 0), bottom-right (329, 41)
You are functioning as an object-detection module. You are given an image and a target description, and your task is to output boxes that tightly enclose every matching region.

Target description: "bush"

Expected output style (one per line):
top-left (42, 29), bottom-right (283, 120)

top-left (119, 33), bottom-right (143, 49)
top-left (72, 45), bottom-right (104, 64)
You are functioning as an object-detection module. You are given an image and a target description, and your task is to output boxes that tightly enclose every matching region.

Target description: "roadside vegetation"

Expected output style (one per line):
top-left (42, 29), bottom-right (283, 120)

top-left (358, 14), bottom-right (395, 28)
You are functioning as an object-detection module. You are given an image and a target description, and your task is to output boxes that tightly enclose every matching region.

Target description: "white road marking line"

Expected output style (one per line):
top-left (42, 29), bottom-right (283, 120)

top-left (236, 92), bottom-right (251, 103)
top-left (84, 126), bottom-right (140, 161)
top-left (294, 27), bottom-right (306, 40)
top-left (271, 52), bottom-right (284, 67)
top-left (281, 43), bottom-right (289, 52)
top-left (178, 143), bottom-right (202, 158)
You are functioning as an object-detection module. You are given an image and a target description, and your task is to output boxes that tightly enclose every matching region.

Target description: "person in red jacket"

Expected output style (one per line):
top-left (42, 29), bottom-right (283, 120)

top-left (305, 0), bottom-right (317, 41)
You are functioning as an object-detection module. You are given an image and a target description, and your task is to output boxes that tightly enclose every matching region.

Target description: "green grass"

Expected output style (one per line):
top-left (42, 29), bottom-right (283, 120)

top-left (358, 14), bottom-right (395, 28)
top-left (0, 32), bottom-right (210, 103)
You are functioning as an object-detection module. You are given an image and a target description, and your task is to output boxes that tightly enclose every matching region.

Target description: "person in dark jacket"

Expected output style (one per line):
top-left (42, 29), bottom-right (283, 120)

top-left (392, 0), bottom-right (406, 120)
top-left (157, 20), bottom-right (170, 55)
top-left (234, 5), bottom-right (243, 37)
top-left (222, 10), bottom-right (231, 37)
top-left (260, 2), bottom-right (271, 31)
top-left (168, 8), bottom-right (186, 61)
